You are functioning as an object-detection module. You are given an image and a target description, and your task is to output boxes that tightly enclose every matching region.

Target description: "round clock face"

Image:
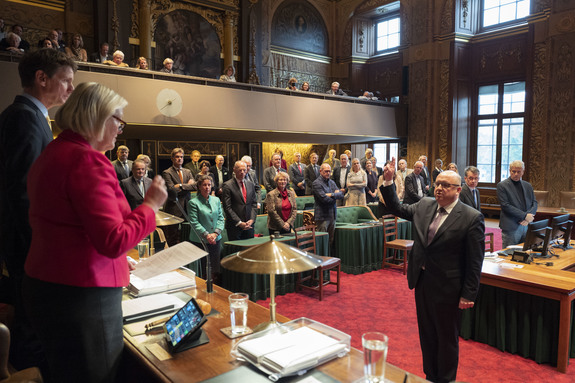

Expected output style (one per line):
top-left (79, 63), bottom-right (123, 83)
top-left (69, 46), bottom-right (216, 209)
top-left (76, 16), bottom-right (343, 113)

top-left (156, 88), bottom-right (183, 117)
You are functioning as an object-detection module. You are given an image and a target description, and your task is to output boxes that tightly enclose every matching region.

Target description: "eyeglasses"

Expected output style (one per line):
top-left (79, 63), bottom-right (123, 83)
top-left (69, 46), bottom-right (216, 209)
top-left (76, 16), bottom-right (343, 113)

top-left (112, 115), bottom-right (127, 133)
top-left (433, 182), bottom-right (460, 189)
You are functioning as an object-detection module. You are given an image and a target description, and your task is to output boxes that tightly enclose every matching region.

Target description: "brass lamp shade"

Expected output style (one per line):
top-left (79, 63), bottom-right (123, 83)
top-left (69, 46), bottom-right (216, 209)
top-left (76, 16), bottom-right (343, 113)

top-left (221, 238), bottom-right (323, 275)
top-left (155, 211), bottom-right (184, 227)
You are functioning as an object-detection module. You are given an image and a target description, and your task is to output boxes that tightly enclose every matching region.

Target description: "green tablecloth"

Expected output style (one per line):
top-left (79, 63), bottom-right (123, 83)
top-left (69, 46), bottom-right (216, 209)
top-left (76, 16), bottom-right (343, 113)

top-left (220, 233), bottom-right (329, 301)
top-left (335, 220), bottom-right (411, 275)
top-left (460, 285), bottom-right (575, 365)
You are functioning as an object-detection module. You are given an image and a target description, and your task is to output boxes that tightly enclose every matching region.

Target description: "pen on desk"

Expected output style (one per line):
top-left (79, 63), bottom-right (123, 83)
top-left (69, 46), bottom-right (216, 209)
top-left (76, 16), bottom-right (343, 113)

top-left (145, 316), bottom-right (170, 330)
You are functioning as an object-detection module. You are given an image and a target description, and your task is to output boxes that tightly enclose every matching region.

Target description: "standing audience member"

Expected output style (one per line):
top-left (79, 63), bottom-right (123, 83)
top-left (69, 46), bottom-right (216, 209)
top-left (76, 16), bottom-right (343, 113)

top-left (403, 161), bottom-right (426, 205)
top-left (162, 148), bottom-right (197, 246)
top-left (241, 155), bottom-right (262, 209)
top-left (332, 154), bottom-right (350, 206)
top-left (160, 58), bottom-right (174, 73)
top-left (65, 33), bottom-right (87, 62)
top-left (111, 145), bottom-right (132, 181)
top-left (365, 160), bottom-right (378, 203)
top-left (220, 65), bottom-right (236, 82)
top-left (380, 159), bottom-right (484, 383)
top-left (184, 149), bottom-right (202, 177)
top-left (23, 82), bottom-right (167, 382)
top-left (304, 152), bottom-right (320, 195)
top-left (497, 160), bottom-right (537, 248)
top-left (447, 163), bottom-right (458, 172)
top-left (136, 153), bottom-right (155, 179)
top-left (346, 158), bottom-right (367, 206)
top-left (432, 159), bottom-right (443, 183)
top-left (371, 157), bottom-right (382, 176)
top-left (135, 56), bottom-right (148, 70)
top-left (0, 47), bottom-right (76, 371)
top-left (210, 155), bottom-right (229, 197)
top-left (323, 149), bottom-right (340, 171)
top-left (188, 175), bottom-right (225, 284)
top-left (120, 159), bottom-right (152, 210)
top-left (222, 161), bottom-right (257, 240)
top-left (263, 153), bottom-right (287, 192)
top-left (360, 148), bottom-right (373, 169)
top-left (395, 159), bottom-right (409, 202)
top-left (195, 160), bottom-right (215, 195)
top-left (268, 149), bottom-right (287, 169)
top-left (313, 164), bottom-right (344, 254)
top-left (419, 155), bottom-right (431, 193)
top-left (265, 172), bottom-right (297, 235)
top-left (326, 81), bottom-right (347, 96)
top-left (459, 166), bottom-right (481, 213)
top-left (288, 152), bottom-right (306, 196)
top-left (90, 42), bottom-right (111, 63)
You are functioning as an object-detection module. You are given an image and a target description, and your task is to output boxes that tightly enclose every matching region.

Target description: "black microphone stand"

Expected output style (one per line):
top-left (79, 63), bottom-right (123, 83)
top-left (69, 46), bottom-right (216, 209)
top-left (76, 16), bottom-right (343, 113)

top-left (174, 196), bottom-right (214, 293)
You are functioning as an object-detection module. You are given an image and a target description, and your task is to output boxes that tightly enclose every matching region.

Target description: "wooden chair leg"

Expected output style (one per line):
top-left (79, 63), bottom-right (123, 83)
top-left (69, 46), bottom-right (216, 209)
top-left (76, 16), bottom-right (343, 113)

top-left (319, 266), bottom-right (324, 301)
top-left (336, 264), bottom-right (341, 292)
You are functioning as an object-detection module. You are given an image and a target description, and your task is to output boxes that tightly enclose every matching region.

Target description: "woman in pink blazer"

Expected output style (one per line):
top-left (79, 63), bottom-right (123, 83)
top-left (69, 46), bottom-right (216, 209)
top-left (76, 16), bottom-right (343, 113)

top-left (23, 82), bottom-right (167, 382)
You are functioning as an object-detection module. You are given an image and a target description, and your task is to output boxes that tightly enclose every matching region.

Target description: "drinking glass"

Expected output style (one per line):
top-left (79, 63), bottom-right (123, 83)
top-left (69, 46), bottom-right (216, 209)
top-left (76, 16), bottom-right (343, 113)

top-left (229, 293), bottom-right (249, 334)
top-left (362, 332), bottom-right (388, 383)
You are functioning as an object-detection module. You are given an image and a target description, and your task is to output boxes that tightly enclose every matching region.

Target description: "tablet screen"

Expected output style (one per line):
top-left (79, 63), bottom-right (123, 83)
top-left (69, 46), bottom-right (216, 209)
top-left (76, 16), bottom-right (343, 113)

top-left (165, 298), bottom-right (204, 348)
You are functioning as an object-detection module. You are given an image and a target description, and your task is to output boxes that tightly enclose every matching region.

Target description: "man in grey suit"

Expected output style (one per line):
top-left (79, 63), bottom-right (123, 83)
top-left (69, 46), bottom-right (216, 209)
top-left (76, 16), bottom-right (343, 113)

top-left (222, 161), bottom-right (258, 240)
top-left (403, 161), bottom-right (426, 205)
top-left (0, 47), bottom-right (76, 369)
top-left (162, 148), bottom-right (197, 246)
top-left (111, 145), bottom-right (132, 181)
top-left (288, 152), bottom-right (306, 196)
top-left (332, 154), bottom-right (350, 206)
top-left (183, 149), bottom-right (202, 178)
top-left (497, 160), bottom-right (537, 248)
top-left (241, 155), bottom-right (262, 209)
top-left (459, 166), bottom-right (482, 213)
top-left (381, 159), bottom-right (484, 383)
top-left (120, 160), bottom-right (152, 210)
top-left (263, 153), bottom-right (286, 192)
top-left (304, 152), bottom-right (320, 195)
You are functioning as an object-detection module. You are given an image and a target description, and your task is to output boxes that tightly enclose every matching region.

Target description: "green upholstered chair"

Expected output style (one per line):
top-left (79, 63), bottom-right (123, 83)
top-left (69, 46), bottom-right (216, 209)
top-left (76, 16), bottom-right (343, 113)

top-left (253, 214), bottom-right (269, 236)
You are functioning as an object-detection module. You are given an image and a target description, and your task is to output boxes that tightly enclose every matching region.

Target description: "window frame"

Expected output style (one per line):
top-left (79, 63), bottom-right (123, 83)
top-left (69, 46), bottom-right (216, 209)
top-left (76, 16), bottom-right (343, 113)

top-left (374, 13), bottom-right (401, 55)
top-left (480, 0), bottom-right (530, 32)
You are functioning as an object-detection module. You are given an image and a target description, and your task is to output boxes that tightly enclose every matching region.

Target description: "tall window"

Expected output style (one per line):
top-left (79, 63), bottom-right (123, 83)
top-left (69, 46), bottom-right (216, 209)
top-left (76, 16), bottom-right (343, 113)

top-left (373, 142), bottom-right (399, 165)
top-left (375, 16), bottom-right (400, 53)
top-left (476, 81), bottom-right (525, 184)
top-left (482, 0), bottom-right (530, 28)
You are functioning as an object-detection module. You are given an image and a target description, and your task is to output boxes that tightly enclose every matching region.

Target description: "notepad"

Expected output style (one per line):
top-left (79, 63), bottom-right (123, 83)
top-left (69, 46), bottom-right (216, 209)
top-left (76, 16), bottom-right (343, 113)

top-left (122, 293), bottom-right (185, 323)
top-left (128, 269), bottom-right (196, 297)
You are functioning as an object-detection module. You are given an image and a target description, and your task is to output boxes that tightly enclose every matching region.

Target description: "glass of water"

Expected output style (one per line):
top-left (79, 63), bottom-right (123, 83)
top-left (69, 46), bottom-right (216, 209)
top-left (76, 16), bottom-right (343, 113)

top-left (362, 332), bottom-right (388, 383)
top-left (229, 293), bottom-right (249, 334)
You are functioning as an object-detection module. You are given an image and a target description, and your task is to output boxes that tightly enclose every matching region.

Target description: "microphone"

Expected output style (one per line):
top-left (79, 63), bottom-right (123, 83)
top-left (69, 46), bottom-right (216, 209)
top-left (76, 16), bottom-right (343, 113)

top-left (174, 195), bottom-right (214, 293)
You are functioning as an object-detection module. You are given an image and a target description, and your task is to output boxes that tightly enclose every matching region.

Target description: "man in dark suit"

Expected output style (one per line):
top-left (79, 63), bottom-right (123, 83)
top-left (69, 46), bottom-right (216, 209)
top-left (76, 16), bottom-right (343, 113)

top-left (90, 42), bottom-right (112, 63)
top-left (419, 155), bottom-right (431, 194)
top-left (162, 148), bottom-right (197, 246)
top-left (326, 81), bottom-right (347, 96)
top-left (263, 153), bottom-right (287, 192)
top-left (183, 149), bottom-right (202, 178)
top-left (332, 154), bottom-right (350, 206)
top-left (222, 161), bottom-right (258, 240)
top-left (210, 155), bottom-right (229, 197)
top-left (120, 159), bottom-right (152, 210)
top-left (0, 48), bottom-right (76, 369)
top-left (497, 160), bottom-right (537, 248)
top-left (288, 152), bottom-right (306, 196)
top-left (459, 166), bottom-right (481, 213)
top-left (111, 145), bottom-right (132, 181)
top-left (241, 155), bottom-right (262, 209)
top-left (304, 152), bottom-right (320, 195)
top-left (403, 161), bottom-right (425, 205)
top-left (381, 159), bottom-right (484, 383)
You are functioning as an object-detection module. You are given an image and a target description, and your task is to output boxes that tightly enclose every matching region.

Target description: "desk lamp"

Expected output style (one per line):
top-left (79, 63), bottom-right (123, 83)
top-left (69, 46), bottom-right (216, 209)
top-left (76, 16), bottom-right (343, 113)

top-left (221, 237), bottom-right (323, 332)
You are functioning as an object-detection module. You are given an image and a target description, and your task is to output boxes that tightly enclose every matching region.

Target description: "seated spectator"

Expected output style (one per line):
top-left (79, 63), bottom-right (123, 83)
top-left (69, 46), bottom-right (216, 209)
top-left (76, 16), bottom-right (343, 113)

top-left (40, 37), bottom-right (55, 49)
top-left (326, 81), bottom-right (347, 96)
top-left (135, 56), bottom-right (148, 70)
top-left (358, 91), bottom-right (372, 99)
top-left (300, 81), bottom-right (310, 91)
top-left (90, 42), bottom-right (111, 63)
top-left (1, 32), bottom-right (23, 54)
top-left (345, 158), bottom-right (367, 206)
top-left (220, 65), bottom-right (236, 82)
top-left (7, 24), bottom-right (30, 51)
top-left (104, 50), bottom-right (129, 67)
top-left (65, 33), bottom-right (87, 62)
top-left (136, 154), bottom-right (155, 179)
top-left (286, 77), bottom-right (298, 91)
top-left (160, 57), bottom-right (173, 73)
top-left (0, 18), bottom-right (5, 40)
top-left (38, 30), bottom-right (61, 50)
top-left (265, 172), bottom-right (296, 235)
top-left (55, 28), bottom-right (66, 52)
top-left (195, 160), bottom-right (216, 195)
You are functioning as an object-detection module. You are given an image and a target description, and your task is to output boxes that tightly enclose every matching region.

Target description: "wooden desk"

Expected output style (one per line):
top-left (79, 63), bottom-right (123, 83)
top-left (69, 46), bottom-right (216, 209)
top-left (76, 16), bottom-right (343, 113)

top-left (123, 278), bottom-right (428, 382)
top-left (462, 247), bottom-right (575, 373)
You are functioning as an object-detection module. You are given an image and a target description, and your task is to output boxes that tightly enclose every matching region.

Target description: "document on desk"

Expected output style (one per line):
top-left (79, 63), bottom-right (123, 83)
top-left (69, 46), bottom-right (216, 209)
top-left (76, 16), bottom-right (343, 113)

top-left (132, 241), bottom-right (207, 280)
top-left (122, 293), bottom-right (186, 323)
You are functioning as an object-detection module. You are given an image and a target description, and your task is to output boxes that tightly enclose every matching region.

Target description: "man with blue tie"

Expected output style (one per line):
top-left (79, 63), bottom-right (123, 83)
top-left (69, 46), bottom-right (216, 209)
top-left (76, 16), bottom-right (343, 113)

top-left (288, 152), bottom-right (306, 196)
top-left (304, 152), bottom-right (320, 195)
top-left (459, 166), bottom-right (481, 213)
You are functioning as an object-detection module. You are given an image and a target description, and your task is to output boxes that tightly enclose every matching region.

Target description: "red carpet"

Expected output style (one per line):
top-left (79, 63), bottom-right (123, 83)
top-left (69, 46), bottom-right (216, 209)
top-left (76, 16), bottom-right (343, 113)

top-left (257, 228), bottom-right (575, 382)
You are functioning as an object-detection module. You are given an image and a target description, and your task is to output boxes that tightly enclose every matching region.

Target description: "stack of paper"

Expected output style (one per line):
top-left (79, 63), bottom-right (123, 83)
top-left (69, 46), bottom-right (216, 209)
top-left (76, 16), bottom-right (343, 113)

top-left (128, 270), bottom-right (196, 297)
top-left (122, 293), bottom-right (186, 323)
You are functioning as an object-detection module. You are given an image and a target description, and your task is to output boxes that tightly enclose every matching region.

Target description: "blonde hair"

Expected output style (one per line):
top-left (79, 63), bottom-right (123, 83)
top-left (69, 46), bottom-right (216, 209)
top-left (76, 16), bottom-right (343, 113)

top-left (55, 82), bottom-right (127, 142)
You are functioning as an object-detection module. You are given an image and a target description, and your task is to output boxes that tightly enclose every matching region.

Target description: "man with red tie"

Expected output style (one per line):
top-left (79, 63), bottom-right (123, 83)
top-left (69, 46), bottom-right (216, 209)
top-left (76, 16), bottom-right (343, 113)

top-left (288, 152), bottom-right (306, 196)
top-left (162, 148), bottom-right (196, 245)
top-left (222, 161), bottom-right (258, 240)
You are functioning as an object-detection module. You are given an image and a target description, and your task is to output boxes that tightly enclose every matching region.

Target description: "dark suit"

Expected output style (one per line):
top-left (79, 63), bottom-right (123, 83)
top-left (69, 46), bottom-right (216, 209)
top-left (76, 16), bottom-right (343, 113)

top-left (332, 166), bottom-right (350, 190)
top-left (111, 159), bottom-right (133, 181)
top-left (421, 165), bottom-right (431, 190)
top-left (459, 184), bottom-right (481, 213)
top-left (90, 52), bottom-right (111, 63)
top-left (304, 163), bottom-right (320, 195)
top-left (222, 177), bottom-right (257, 240)
top-left (403, 172), bottom-right (425, 205)
top-left (162, 166), bottom-right (196, 245)
top-left (210, 165), bottom-right (230, 196)
top-left (263, 166), bottom-right (286, 192)
top-left (382, 184), bottom-right (484, 383)
top-left (184, 161), bottom-right (201, 178)
top-left (496, 177), bottom-right (537, 247)
top-left (288, 162), bottom-right (306, 196)
top-left (245, 168), bottom-right (261, 204)
top-left (120, 176), bottom-right (152, 210)
top-left (0, 95), bottom-right (52, 282)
